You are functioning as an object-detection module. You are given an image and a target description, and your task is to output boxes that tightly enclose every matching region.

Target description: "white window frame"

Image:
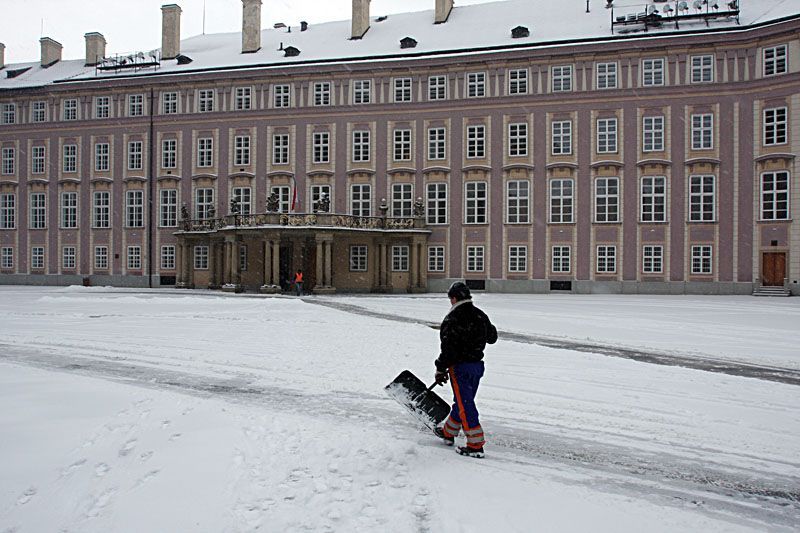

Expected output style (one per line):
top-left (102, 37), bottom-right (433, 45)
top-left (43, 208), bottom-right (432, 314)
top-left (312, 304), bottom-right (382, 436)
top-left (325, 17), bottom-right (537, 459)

top-left (94, 246), bottom-right (109, 270)
top-left (272, 134), bottom-right (289, 165)
top-left (350, 184), bottom-right (371, 217)
top-left (0, 193), bottom-right (15, 229)
top-left (94, 142), bottom-right (110, 172)
top-left (464, 181), bottom-right (488, 224)
top-left (642, 58), bottom-right (665, 87)
top-left (197, 137), bottom-right (214, 168)
top-left (350, 245), bottom-right (368, 272)
top-left (125, 190), bottom-right (144, 227)
top-left (594, 177), bottom-right (619, 223)
top-left (198, 89), bottom-right (215, 113)
top-left (239, 245), bottom-right (248, 272)
top-left (1, 247), bottom-right (13, 269)
top-left (394, 78), bottom-right (412, 103)
top-left (596, 62), bottom-right (618, 90)
top-left (273, 84), bottom-right (291, 108)
top-left (352, 130), bottom-right (370, 163)
top-left (393, 129), bottom-right (412, 162)
top-left (313, 132), bottom-right (330, 164)
top-left (643, 116), bottom-right (665, 152)
top-left (391, 183), bottom-right (413, 218)
top-left (691, 114), bottom-right (714, 150)
top-left (428, 75), bottom-right (448, 101)
top-left (643, 245), bottom-right (663, 274)
top-left (62, 144), bottom-right (77, 173)
top-left (31, 101), bottom-right (47, 123)
top-left (232, 186), bottom-right (252, 215)
top-left (162, 92), bottom-right (179, 115)
top-left (549, 179), bottom-right (574, 223)
top-left (597, 118), bottom-right (618, 154)
top-left (60, 191), bottom-right (78, 229)
top-left (193, 245), bottom-right (209, 270)
top-left (690, 55), bottom-right (714, 84)
top-left (353, 80), bottom-right (372, 105)
top-left (466, 125), bottom-right (486, 159)
top-left (551, 246), bottom-right (571, 273)
top-left (551, 120), bottom-right (572, 155)
top-left (426, 182), bottom-right (448, 225)
top-left (1, 147), bottom-right (14, 175)
top-left (551, 65), bottom-right (573, 92)
top-left (270, 186), bottom-right (291, 214)
top-left (508, 246), bottom-right (527, 272)
top-left (310, 185), bottom-right (331, 212)
top-left (161, 139), bottom-right (177, 169)
top-left (467, 72), bottom-right (486, 98)
top-left (31, 247), bottom-right (45, 270)
top-left (640, 176), bottom-right (667, 223)
top-left (195, 188), bottom-right (215, 220)
top-left (31, 146), bottom-right (46, 175)
top-left (392, 245), bottom-right (410, 272)
top-left (508, 69), bottom-right (528, 95)
top-left (428, 246), bottom-right (445, 272)
top-left (760, 171), bottom-right (790, 221)
top-left (508, 123), bottom-right (528, 157)
top-left (689, 175), bottom-right (716, 223)
top-left (763, 107), bottom-right (787, 146)
top-left (161, 245), bottom-right (176, 270)
top-left (62, 246), bottom-right (76, 270)
top-left (428, 127), bottom-right (446, 160)
top-left (62, 99), bottom-right (78, 121)
top-left (506, 180), bottom-right (530, 224)
top-left (691, 245), bottom-right (713, 275)
top-left (314, 82), bottom-right (331, 107)
top-left (94, 96), bottom-right (110, 119)
top-left (235, 87), bottom-right (252, 111)
top-left (763, 44), bottom-right (788, 77)
top-left (127, 94), bottom-right (144, 117)
top-left (93, 190), bottom-right (111, 229)
top-left (234, 135), bottom-right (251, 167)
top-left (466, 245), bottom-right (485, 273)
top-left (0, 103), bottom-right (15, 125)
top-left (127, 246), bottom-right (142, 270)
top-left (29, 192), bottom-right (46, 229)
top-left (128, 141), bottom-right (143, 171)
top-left (596, 245), bottom-right (616, 274)
top-left (159, 188), bottom-right (178, 227)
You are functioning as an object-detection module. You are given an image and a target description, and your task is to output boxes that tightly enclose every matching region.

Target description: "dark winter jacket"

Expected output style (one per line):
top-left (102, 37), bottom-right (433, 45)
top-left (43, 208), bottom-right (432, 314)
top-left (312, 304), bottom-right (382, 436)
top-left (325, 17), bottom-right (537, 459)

top-left (435, 300), bottom-right (498, 371)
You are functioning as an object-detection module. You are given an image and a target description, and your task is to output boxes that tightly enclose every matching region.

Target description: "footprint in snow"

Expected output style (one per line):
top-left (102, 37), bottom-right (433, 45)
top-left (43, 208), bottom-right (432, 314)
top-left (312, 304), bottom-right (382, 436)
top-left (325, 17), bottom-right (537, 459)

top-left (161, 420), bottom-right (171, 429)
top-left (16, 487), bottom-right (37, 505)
top-left (61, 458), bottom-right (87, 477)
top-left (139, 451), bottom-right (154, 462)
top-left (134, 470), bottom-right (160, 488)
top-left (169, 433), bottom-right (182, 441)
top-left (119, 439), bottom-right (137, 457)
top-left (94, 463), bottom-right (110, 477)
top-left (86, 488), bottom-right (116, 518)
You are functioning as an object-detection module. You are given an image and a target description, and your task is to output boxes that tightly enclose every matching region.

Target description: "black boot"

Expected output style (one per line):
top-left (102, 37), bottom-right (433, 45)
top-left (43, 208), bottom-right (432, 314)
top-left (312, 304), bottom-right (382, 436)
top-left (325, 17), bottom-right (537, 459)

top-left (456, 445), bottom-right (485, 458)
top-left (433, 426), bottom-right (454, 446)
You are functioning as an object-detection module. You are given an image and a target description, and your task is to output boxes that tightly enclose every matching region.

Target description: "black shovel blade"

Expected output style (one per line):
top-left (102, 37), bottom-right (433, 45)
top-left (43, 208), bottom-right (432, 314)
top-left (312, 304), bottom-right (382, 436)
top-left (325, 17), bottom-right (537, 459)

top-left (385, 370), bottom-right (451, 429)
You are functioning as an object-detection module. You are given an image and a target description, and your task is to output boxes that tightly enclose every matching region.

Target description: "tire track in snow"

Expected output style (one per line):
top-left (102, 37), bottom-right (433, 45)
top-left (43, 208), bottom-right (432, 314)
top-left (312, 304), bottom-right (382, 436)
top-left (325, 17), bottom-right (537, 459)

top-left (305, 299), bottom-right (800, 386)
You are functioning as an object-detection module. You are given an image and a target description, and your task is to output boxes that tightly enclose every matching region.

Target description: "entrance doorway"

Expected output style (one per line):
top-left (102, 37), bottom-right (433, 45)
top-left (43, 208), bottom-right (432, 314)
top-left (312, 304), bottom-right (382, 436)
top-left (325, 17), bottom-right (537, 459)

top-left (762, 252), bottom-right (786, 286)
top-left (279, 244), bottom-right (293, 291)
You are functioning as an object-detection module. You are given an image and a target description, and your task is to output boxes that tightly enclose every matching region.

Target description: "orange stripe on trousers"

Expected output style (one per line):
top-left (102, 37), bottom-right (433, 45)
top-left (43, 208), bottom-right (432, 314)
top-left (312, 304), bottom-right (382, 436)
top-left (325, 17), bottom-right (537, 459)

top-left (448, 367), bottom-right (474, 433)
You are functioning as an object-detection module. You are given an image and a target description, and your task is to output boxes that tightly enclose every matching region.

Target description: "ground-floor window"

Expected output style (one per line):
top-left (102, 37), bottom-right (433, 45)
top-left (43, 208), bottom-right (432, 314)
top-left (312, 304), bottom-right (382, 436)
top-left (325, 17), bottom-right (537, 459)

top-left (691, 245), bottom-right (712, 274)
top-left (350, 245), bottom-right (367, 271)
top-left (508, 246), bottom-right (527, 272)
top-left (392, 245), bottom-right (409, 271)
top-left (1, 247), bottom-right (13, 269)
top-left (31, 247), bottom-right (45, 270)
top-left (643, 245), bottom-right (663, 274)
top-left (161, 245), bottom-right (176, 270)
top-left (62, 246), bottom-right (76, 270)
top-left (127, 246), bottom-right (142, 270)
top-left (194, 245), bottom-right (209, 270)
top-left (552, 246), bottom-right (570, 273)
top-left (239, 245), bottom-right (248, 271)
top-left (466, 245), bottom-right (484, 272)
top-left (428, 246), bottom-right (445, 272)
top-left (95, 246), bottom-right (109, 270)
top-left (596, 245), bottom-right (616, 273)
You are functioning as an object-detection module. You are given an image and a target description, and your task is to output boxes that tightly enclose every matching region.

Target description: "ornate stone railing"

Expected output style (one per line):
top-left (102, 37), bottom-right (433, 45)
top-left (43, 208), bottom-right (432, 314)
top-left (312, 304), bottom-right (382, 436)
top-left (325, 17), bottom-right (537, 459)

top-left (179, 212), bottom-right (426, 232)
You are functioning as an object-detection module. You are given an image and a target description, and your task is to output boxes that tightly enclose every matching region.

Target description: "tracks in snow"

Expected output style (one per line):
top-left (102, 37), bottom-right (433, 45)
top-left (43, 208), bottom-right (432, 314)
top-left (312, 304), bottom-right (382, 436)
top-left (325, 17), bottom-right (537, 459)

top-left (305, 299), bottom-right (800, 386)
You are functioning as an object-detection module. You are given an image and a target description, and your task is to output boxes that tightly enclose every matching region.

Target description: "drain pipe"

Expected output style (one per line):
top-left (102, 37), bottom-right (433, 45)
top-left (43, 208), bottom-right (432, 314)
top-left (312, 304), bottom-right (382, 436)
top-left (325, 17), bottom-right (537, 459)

top-left (147, 87), bottom-right (156, 288)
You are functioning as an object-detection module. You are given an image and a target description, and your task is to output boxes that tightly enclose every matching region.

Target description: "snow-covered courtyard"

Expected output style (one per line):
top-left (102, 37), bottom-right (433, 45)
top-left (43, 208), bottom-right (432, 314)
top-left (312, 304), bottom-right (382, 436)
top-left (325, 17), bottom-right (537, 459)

top-left (1, 286), bottom-right (798, 532)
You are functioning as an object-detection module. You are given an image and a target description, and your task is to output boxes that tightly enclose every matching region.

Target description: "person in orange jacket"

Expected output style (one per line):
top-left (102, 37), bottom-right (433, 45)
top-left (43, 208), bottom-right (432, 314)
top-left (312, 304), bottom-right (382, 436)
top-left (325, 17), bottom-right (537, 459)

top-left (293, 269), bottom-right (304, 296)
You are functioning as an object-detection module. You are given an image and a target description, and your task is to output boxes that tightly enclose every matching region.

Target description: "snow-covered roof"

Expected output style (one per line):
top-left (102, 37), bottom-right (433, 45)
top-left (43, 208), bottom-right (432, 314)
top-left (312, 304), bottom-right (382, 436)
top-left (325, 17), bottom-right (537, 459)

top-left (1, 0), bottom-right (798, 91)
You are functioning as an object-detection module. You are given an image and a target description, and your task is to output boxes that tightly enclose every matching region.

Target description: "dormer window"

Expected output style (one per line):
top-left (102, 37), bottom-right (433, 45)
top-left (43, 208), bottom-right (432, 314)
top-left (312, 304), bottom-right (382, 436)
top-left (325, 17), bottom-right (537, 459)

top-left (511, 26), bottom-right (530, 39)
top-left (400, 37), bottom-right (417, 49)
top-left (284, 46), bottom-right (301, 57)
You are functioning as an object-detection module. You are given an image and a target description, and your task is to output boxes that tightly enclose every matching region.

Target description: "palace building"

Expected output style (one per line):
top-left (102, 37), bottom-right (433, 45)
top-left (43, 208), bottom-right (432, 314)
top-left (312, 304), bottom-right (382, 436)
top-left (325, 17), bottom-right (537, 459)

top-left (0, 0), bottom-right (798, 294)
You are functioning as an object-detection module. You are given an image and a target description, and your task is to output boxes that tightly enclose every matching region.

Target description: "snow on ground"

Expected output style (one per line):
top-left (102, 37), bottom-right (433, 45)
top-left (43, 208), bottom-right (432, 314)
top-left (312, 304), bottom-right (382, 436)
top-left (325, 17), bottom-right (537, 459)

top-left (0, 286), bottom-right (798, 532)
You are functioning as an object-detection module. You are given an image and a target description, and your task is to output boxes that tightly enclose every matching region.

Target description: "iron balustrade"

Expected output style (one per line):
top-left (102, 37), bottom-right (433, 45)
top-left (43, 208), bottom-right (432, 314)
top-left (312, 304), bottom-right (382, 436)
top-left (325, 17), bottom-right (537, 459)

top-left (179, 212), bottom-right (425, 232)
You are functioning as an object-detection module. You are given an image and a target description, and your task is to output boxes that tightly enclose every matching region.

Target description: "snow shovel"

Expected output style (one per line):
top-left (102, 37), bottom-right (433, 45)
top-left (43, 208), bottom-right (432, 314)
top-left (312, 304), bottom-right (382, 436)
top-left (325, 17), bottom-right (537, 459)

top-left (385, 370), bottom-right (451, 430)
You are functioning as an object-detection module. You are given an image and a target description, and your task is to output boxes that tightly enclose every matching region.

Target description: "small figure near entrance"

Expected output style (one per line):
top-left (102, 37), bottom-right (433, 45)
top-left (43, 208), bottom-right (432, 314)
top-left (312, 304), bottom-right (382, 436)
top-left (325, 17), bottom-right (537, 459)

top-left (432, 281), bottom-right (497, 458)
top-left (293, 269), bottom-right (304, 296)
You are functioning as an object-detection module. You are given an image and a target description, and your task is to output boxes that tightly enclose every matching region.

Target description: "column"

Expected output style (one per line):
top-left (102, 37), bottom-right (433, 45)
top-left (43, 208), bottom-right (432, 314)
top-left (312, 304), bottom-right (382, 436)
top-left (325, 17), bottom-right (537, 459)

top-left (271, 241), bottom-right (280, 286)
top-left (315, 237), bottom-right (324, 289)
top-left (232, 239), bottom-right (241, 286)
top-left (208, 242), bottom-right (217, 288)
top-left (175, 243), bottom-right (184, 286)
top-left (262, 238), bottom-right (271, 286)
top-left (185, 242), bottom-right (194, 288)
top-left (223, 241), bottom-right (231, 284)
top-left (410, 240), bottom-right (418, 289)
top-left (324, 240), bottom-right (332, 287)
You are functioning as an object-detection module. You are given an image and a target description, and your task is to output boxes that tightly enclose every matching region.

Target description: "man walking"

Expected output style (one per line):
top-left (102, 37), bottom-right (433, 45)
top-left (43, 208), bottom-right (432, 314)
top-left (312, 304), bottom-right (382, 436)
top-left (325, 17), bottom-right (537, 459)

top-left (433, 281), bottom-right (497, 458)
top-left (293, 269), bottom-right (304, 296)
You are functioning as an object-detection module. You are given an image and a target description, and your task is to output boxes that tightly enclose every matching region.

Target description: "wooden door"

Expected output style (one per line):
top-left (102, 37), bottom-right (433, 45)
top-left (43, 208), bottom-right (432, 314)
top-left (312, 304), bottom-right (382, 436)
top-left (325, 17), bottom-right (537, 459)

top-left (762, 253), bottom-right (786, 286)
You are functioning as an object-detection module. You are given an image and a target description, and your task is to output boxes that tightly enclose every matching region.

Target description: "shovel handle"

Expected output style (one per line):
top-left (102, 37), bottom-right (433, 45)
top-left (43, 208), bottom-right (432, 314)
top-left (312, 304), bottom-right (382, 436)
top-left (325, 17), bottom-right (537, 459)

top-left (427, 381), bottom-right (441, 391)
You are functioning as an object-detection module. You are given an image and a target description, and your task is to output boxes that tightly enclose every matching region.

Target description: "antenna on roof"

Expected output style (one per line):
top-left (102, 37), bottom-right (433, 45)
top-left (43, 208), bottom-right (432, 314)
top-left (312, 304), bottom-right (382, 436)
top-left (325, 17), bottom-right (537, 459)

top-left (203, 0), bottom-right (206, 34)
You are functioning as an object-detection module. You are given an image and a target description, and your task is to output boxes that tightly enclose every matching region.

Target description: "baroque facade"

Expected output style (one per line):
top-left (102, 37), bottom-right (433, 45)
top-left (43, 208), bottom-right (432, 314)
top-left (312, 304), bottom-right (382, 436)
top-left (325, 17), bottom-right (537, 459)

top-left (0, 0), bottom-right (798, 294)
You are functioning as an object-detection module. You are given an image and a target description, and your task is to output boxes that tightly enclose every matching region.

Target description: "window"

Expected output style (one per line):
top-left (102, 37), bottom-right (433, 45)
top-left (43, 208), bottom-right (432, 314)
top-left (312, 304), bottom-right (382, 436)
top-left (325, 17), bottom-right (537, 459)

top-left (393, 129), bottom-right (411, 161)
top-left (161, 139), bottom-right (177, 169)
top-left (94, 97), bottom-right (110, 119)
top-left (428, 127), bottom-right (446, 160)
top-left (551, 65), bottom-right (573, 92)
top-left (0, 193), bottom-right (15, 229)
top-left (643, 245), bottom-right (663, 274)
top-left (508, 123), bottom-right (528, 157)
top-left (691, 245), bottom-right (712, 274)
top-left (689, 175), bottom-right (715, 222)
top-left (60, 192), bottom-right (78, 229)
top-left (465, 182), bottom-right (487, 224)
top-left (94, 246), bottom-right (109, 270)
top-left (641, 176), bottom-right (667, 222)
top-left (352, 130), bottom-right (370, 163)
top-left (310, 185), bottom-right (331, 212)
top-left (32, 101), bottom-right (47, 123)
top-left (314, 82), bottom-right (331, 106)
top-left (552, 120), bottom-right (572, 155)
top-left (394, 78), bottom-right (412, 103)
top-left (234, 135), bottom-right (251, 166)
top-left (764, 107), bottom-right (787, 146)
top-left (761, 171), bottom-right (789, 220)
top-left (428, 246), bottom-right (445, 272)
top-left (1, 247), bottom-right (12, 269)
top-left (467, 72), bottom-right (486, 98)
top-left (127, 247), bottom-right (142, 270)
top-left (270, 186), bottom-right (291, 213)
top-left (30, 192), bottom-right (46, 229)
top-left (62, 99), bottom-right (78, 121)
top-left (508, 69), bottom-right (528, 95)
top-left (353, 80), bottom-right (371, 104)
top-left (195, 188), bottom-right (214, 220)
top-left (1, 147), bottom-right (14, 175)
top-left (313, 132), bottom-right (329, 164)
top-left (94, 142), bottom-right (110, 172)
top-left (161, 245), bottom-right (176, 270)
top-left (128, 94), bottom-right (144, 116)
top-left (426, 182), bottom-right (447, 225)
top-left (162, 92), bottom-right (178, 114)
top-left (351, 184), bottom-right (371, 217)
top-left (31, 146), bottom-right (46, 174)
top-left (62, 247), bottom-right (76, 270)
top-left (596, 245), bottom-right (616, 273)
top-left (466, 246), bottom-right (484, 272)
top-left (273, 84), bottom-right (290, 108)
top-left (509, 246), bottom-right (527, 272)
top-left (429, 75), bottom-right (447, 100)
top-left (595, 177), bottom-right (619, 223)
top-left (691, 114), bottom-right (713, 150)
top-left (392, 246), bottom-right (409, 271)
top-left (125, 190), bottom-right (144, 227)
top-left (597, 118), bottom-right (617, 153)
top-left (350, 245), bottom-right (368, 271)
top-left (550, 179), bottom-right (573, 223)
top-left (392, 183), bottom-right (413, 217)
top-left (232, 187), bottom-right (252, 215)
top-left (128, 141), bottom-right (143, 171)
top-left (0, 103), bottom-right (14, 125)
top-left (764, 44), bottom-right (788, 76)
top-left (272, 134), bottom-right (289, 165)
top-left (467, 125), bottom-right (486, 159)
top-left (596, 62), bottom-right (618, 90)
top-left (198, 89), bottom-right (215, 112)
top-left (62, 144), bottom-right (77, 173)
top-left (506, 180), bottom-right (530, 224)
top-left (197, 138), bottom-right (214, 168)
top-left (93, 191), bottom-right (110, 228)
top-left (235, 87), bottom-right (252, 111)
top-left (239, 245), bottom-right (248, 272)
top-left (31, 247), bottom-right (45, 270)
top-left (159, 189), bottom-right (177, 227)
top-left (643, 116), bottom-right (664, 152)
top-left (642, 58), bottom-right (665, 86)
top-left (552, 246), bottom-right (571, 273)
top-left (690, 55), bottom-right (714, 83)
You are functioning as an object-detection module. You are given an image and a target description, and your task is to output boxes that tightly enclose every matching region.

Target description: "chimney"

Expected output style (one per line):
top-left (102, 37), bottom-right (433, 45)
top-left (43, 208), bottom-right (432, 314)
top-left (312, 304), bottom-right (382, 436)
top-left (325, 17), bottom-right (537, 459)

top-left (84, 32), bottom-right (106, 66)
top-left (161, 4), bottom-right (182, 60)
top-left (241, 0), bottom-right (262, 53)
top-left (0, 43), bottom-right (5, 70)
top-left (435, 0), bottom-right (454, 24)
top-left (351, 0), bottom-right (370, 40)
top-left (40, 37), bottom-right (62, 67)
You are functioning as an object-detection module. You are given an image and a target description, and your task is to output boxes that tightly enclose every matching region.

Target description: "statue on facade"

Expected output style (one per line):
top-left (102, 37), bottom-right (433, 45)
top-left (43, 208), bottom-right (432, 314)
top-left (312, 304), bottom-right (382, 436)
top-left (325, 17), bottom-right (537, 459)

top-left (266, 192), bottom-right (280, 213)
top-left (314, 192), bottom-right (330, 213)
top-left (230, 196), bottom-right (240, 215)
top-left (180, 203), bottom-right (190, 221)
top-left (207, 205), bottom-right (216, 220)
top-left (413, 197), bottom-right (425, 217)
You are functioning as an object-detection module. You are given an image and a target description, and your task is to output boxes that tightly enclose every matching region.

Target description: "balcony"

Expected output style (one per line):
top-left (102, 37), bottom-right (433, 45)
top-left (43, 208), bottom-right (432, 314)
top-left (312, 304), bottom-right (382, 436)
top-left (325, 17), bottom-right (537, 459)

top-left (177, 212), bottom-right (428, 233)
